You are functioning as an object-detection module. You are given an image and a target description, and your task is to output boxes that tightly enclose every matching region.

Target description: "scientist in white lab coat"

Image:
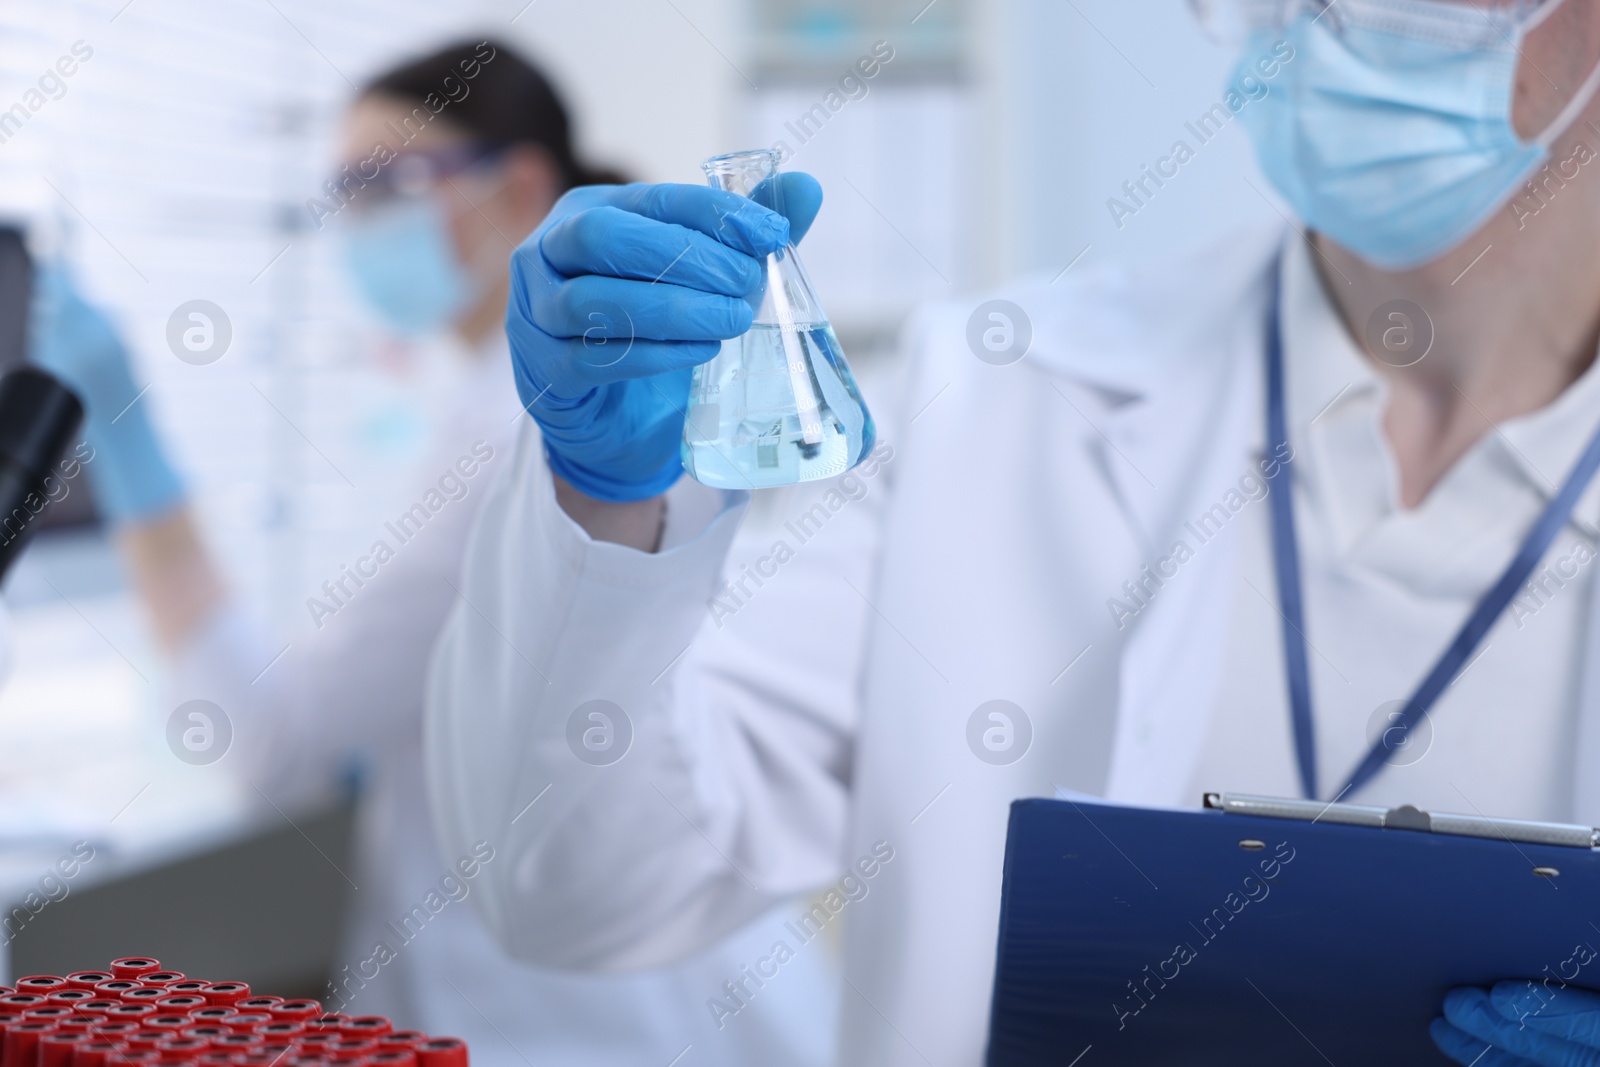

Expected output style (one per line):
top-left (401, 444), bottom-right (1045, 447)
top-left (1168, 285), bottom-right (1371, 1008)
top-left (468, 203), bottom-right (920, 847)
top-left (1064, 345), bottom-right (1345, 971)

top-left (425, 2), bottom-right (1600, 1064)
top-left (32, 39), bottom-right (837, 1067)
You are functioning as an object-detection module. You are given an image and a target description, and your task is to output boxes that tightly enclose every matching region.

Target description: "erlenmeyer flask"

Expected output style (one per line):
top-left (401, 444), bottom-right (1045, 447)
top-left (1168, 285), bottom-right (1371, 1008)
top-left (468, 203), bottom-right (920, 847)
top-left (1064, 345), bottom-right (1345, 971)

top-left (681, 149), bottom-right (875, 490)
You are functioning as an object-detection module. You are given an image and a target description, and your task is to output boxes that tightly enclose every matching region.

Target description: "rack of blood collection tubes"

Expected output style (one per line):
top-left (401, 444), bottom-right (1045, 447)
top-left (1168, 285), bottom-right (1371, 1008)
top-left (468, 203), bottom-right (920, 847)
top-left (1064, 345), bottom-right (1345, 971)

top-left (0, 959), bottom-right (467, 1067)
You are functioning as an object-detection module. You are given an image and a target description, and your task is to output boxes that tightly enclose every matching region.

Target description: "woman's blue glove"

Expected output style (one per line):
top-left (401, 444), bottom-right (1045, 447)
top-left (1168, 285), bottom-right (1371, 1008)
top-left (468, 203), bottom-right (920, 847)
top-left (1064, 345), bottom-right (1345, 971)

top-left (506, 175), bottom-right (822, 502)
top-left (1434, 981), bottom-right (1600, 1065)
top-left (29, 265), bottom-right (185, 522)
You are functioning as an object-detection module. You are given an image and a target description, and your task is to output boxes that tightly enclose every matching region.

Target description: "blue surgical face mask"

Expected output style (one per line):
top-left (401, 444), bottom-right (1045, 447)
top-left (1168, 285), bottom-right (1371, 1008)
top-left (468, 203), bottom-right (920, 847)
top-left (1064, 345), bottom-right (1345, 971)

top-left (342, 196), bottom-right (479, 335)
top-left (1234, 0), bottom-right (1600, 270)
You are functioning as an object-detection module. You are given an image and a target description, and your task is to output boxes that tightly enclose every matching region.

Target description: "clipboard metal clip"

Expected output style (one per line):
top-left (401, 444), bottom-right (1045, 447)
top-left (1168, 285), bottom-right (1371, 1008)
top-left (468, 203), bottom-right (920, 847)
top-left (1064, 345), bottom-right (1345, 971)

top-left (1202, 792), bottom-right (1600, 850)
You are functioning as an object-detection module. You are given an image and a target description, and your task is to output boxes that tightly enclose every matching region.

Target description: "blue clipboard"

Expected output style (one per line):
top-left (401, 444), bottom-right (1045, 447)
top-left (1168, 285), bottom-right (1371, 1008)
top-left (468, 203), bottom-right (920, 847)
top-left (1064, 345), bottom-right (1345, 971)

top-left (986, 793), bottom-right (1600, 1066)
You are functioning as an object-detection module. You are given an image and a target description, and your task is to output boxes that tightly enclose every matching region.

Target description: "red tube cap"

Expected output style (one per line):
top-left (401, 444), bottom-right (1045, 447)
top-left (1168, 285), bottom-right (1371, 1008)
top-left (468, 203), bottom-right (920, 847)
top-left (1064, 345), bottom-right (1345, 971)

top-left (56, 1019), bottom-right (104, 1036)
top-left (194, 1054), bottom-right (233, 1067)
top-left (0, 996), bottom-right (46, 1010)
top-left (115, 995), bottom-right (163, 1009)
top-left (174, 1029), bottom-right (226, 1050)
top-left (195, 991), bottom-right (245, 1012)
top-left (63, 978), bottom-right (112, 995)
top-left (325, 1042), bottom-right (372, 1064)
top-left (365, 1053), bottom-right (412, 1067)
top-left (263, 1006), bottom-right (317, 1027)
top-left (7, 1020), bottom-right (61, 1067)
top-left (41, 1033), bottom-right (87, 1067)
top-left (107, 1052), bottom-right (158, 1067)
top-left (220, 1020), bottom-right (267, 1038)
top-left (21, 1010), bottom-right (74, 1024)
top-left (121, 1034), bottom-right (166, 1054)
top-left (14, 980), bottom-right (66, 996)
top-left (71, 1040), bottom-right (122, 1067)
top-left (100, 1008), bottom-right (155, 1023)
top-left (369, 1037), bottom-right (419, 1054)
top-left (210, 1038), bottom-right (260, 1054)
top-left (89, 987), bottom-right (139, 1002)
top-left (331, 1024), bottom-right (386, 1043)
top-left (43, 993), bottom-right (93, 1009)
top-left (106, 964), bottom-right (159, 983)
top-left (255, 1027), bottom-right (301, 1045)
top-left (413, 1040), bottom-right (465, 1067)
top-left (132, 980), bottom-right (179, 991)
top-left (232, 1002), bottom-right (278, 1016)
top-left (302, 1020), bottom-right (343, 1035)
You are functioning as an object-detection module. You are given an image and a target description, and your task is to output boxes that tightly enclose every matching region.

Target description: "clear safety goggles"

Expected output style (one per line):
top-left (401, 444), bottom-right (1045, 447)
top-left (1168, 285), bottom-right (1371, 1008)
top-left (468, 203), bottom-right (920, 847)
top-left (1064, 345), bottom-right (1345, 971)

top-left (1186, 0), bottom-right (1558, 45)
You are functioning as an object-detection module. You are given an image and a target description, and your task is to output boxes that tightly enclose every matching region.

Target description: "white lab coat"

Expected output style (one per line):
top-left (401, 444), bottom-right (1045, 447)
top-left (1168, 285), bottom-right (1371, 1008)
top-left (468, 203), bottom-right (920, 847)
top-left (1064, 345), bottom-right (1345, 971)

top-left (175, 337), bottom-right (839, 1067)
top-left (424, 227), bottom-right (1600, 1066)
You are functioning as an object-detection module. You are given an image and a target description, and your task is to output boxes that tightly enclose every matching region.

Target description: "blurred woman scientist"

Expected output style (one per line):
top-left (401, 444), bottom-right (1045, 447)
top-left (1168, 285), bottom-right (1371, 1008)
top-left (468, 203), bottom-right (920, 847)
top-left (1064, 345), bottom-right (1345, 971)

top-left (420, 1), bottom-right (1600, 1065)
top-left (32, 39), bottom-right (835, 1067)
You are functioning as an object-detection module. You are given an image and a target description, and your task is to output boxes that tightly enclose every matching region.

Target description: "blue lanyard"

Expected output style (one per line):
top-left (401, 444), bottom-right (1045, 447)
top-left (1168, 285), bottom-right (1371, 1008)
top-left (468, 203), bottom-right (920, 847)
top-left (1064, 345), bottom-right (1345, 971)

top-left (1263, 263), bottom-right (1600, 801)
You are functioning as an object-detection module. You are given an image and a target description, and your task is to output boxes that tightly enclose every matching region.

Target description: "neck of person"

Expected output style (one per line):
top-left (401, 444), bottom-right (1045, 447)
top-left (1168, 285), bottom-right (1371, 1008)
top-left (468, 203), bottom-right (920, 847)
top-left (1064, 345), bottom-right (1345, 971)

top-left (1314, 142), bottom-right (1600, 508)
top-left (451, 274), bottom-right (511, 353)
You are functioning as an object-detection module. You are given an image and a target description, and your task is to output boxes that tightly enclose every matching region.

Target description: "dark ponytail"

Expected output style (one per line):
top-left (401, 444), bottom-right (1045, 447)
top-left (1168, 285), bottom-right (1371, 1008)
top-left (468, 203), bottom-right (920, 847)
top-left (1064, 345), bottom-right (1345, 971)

top-left (362, 38), bottom-right (625, 191)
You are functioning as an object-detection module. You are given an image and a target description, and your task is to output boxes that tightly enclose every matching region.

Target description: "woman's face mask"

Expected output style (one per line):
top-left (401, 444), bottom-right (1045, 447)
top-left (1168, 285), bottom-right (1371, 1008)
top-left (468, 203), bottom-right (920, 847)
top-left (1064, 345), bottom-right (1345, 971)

top-left (341, 194), bottom-right (482, 336)
top-left (1227, 0), bottom-right (1600, 269)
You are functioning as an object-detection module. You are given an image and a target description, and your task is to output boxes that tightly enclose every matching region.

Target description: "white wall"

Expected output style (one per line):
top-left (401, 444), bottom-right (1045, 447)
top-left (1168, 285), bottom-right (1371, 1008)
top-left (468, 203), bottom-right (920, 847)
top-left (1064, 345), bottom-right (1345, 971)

top-left (971, 0), bottom-right (1282, 285)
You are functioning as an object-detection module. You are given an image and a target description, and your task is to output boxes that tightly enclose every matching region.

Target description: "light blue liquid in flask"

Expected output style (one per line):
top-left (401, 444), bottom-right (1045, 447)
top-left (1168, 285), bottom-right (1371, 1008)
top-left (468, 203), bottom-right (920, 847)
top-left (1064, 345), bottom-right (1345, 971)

top-left (681, 149), bottom-right (875, 490)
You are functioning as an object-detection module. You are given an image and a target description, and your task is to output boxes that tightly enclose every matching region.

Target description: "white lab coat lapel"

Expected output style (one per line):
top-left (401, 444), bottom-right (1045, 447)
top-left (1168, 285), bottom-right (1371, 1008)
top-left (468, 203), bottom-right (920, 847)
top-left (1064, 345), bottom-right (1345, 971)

top-left (1100, 333), bottom-right (1263, 805)
top-left (1026, 236), bottom-right (1280, 806)
top-left (1570, 541), bottom-right (1600, 825)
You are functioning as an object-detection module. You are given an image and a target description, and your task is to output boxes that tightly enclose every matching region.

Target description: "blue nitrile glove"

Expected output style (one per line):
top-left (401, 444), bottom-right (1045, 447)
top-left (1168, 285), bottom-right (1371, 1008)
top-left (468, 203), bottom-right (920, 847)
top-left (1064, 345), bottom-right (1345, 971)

top-left (507, 175), bottom-right (822, 502)
top-left (1433, 981), bottom-right (1600, 1066)
top-left (29, 264), bottom-right (185, 522)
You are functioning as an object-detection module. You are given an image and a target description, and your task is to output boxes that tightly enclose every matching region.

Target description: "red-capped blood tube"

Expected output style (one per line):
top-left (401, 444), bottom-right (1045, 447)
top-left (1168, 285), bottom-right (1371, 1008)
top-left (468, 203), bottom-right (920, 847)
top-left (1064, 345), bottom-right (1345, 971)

top-left (90, 1025), bottom-right (138, 1043)
top-left (413, 1040), bottom-right (465, 1067)
top-left (365, 1052), bottom-right (413, 1067)
top-left (71, 1041), bottom-right (122, 1067)
top-left (0, 997), bottom-right (46, 1011)
top-left (63, 978), bottom-right (110, 995)
top-left (7, 1020), bottom-right (60, 1067)
top-left (107, 1051), bottom-right (157, 1067)
top-left (371, 1036), bottom-right (421, 1054)
top-left (89, 987), bottom-right (138, 1002)
top-left (209, 1038), bottom-right (259, 1056)
top-left (153, 1039), bottom-right (205, 1061)
top-left (218, 1021), bottom-right (267, 1039)
top-left (303, 1021), bottom-right (342, 1035)
top-left (43, 993), bottom-right (93, 1010)
top-left (106, 965), bottom-right (159, 983)
top-left (55, 1019), bottom-right (104, 1036)
top-left (262, 1007), bottom-right (316, 1027)
top-left (131, 980), bottom-right (179, 991)
top-left (254, 1028), bottom-right (300, 1047)
top-left (13, 982), bottom-right (65, 997)
top-left (120, 1035), bottom-right (166, 1055)
top-left (324, 1042), bottom-right (372, 1064)
top-left (181, 1014), bottom-right (232, 1031)
top-left (40, 1033), bottom-right (85, 1067)
top-left (115, 996), bottom-right (163, 1009)
top-left (232, 1002), bottom-right (278, 1016)
top-left (195, 992), bottom-right (244, 1012)
top-left (330, 1024), bottom-right (385, 1044)
top-left (21, 1011), bottom-right (72, 1025)
top-left (100, 1008), bottom-right (155, 1024)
